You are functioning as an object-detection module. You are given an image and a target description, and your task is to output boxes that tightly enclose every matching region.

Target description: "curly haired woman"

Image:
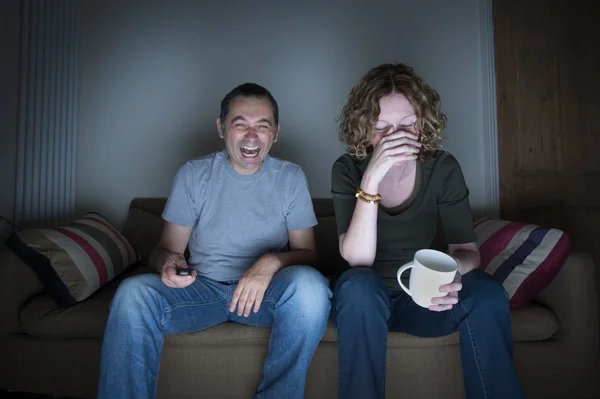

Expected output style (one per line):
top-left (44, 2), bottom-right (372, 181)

top-left (330, 63), bottom-right (523, 399)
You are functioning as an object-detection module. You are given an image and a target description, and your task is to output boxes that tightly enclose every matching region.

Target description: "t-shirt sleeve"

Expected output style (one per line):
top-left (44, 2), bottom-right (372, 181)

top-left (285, 167), bottom-right (317, 231)
top-left (162, 162), bottom-right (198, 227)
top-left (331, 157), bottom-right (357, 237)
top-left (437, 154), bottom-right (477, 244)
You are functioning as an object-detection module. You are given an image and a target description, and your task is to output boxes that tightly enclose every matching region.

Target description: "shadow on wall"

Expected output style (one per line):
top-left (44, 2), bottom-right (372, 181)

top-left (179, 126), bottom-right (333, 172)
top-left (76, 200), bottom-right (126, 230)
top-left (183, 130), bottom-right (224, 161)
top-left (470, 207), bottom-right (487, 223)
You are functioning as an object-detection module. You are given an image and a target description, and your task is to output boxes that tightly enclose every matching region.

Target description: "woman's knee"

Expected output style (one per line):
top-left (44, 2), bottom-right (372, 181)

top-left (461, 270), bottom-right (509, 309)
top-left (334, 267), bottom-right (385, 297)
top-left (333, 267), bottom-right (388, 313)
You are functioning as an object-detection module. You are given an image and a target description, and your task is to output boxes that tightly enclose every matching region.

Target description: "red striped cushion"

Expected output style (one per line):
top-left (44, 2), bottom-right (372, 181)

top-left (6, 212), bottom-right (140, 307)
top-left (474, 218), bottom-right (571, 308)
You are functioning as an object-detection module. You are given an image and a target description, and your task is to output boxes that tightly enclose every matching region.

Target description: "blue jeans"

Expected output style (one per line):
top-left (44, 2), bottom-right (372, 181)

top-left (332, 267), bottom-right (523, 399)
top-left (97, 265), bottom-right (332, 399)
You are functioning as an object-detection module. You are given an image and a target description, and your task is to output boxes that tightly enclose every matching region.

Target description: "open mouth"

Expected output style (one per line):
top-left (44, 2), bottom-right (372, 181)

top-left (240, 145), bottom-right (260, 158)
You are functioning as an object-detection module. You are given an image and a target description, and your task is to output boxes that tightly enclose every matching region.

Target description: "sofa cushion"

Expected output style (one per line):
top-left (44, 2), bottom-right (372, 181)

top-left (122, 208), bottom-right (165, 263)
top-left (20, 266), bottom-right (152, 339)
top-left (20, 269), bottom-right (558, 344)
top-left (314, 216), bottom-right (347, 277)
top-left (6, 213), bottom-right (140, 307)
top-left (475, 218), bottom-right (572, 309)
top-left (323, 300), bottom-right (557, 347)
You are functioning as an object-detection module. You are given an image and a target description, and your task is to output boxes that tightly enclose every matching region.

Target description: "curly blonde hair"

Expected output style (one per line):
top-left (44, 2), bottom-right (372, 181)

top-left (337, 63), bottom-right (447, 161)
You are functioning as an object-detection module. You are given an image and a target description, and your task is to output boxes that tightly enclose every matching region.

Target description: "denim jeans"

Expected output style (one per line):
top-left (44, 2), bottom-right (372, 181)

top-left (332, 267), bottom-right (523, 399)
top-left (97, 265), bottom-right (332, 399)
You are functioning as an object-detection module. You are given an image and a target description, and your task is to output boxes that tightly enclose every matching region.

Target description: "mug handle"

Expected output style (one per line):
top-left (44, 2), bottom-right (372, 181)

top-left (396, 261), bottom-right (414, 296)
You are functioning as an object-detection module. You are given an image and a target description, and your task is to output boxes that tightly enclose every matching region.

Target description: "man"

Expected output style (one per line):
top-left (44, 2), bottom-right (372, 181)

top-left (98, 83), bottom-right (332, 399)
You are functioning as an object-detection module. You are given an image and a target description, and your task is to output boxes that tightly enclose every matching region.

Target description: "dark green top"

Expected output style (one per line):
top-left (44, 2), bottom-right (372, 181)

top-left (331, 150), bottom-right (477, 290)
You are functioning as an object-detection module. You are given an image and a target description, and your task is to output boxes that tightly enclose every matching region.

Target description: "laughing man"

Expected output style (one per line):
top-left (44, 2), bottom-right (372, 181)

top-left (98, 83), bottom-right (332, 399)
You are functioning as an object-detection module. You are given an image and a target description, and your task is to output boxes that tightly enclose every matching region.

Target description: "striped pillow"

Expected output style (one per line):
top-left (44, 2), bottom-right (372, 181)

top-left (6, 212), bottom-right (140, 307)
top-left (475, 218), bottom-right (571, 308)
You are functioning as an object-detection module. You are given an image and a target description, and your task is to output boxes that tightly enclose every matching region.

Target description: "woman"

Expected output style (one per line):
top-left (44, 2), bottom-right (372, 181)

top-left (331, 63), bottom-right (523, 399)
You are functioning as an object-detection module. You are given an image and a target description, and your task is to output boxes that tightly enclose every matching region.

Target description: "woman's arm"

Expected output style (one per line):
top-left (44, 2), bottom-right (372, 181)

top-left (449, 242), bottom-right (480, 275)
top-left (338, 172), bottom-right (381, 267)
top-left (336, 130), bottom-right (421, 266)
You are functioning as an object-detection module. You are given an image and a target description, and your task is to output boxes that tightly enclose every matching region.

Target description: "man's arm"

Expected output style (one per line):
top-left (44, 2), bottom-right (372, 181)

top-left (150, 221), bottom-right (195, 288)
top-left (229, 226), bottom-right (318, 317)
top-left (260, 227), bottom-right (318, 274)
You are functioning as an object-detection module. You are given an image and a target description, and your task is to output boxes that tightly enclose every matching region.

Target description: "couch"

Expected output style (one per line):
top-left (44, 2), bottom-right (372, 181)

top-left (1, 198), bottom-right (599, 399)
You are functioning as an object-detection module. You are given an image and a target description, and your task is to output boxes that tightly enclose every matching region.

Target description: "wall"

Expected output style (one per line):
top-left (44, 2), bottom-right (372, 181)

top-left (77, 0), bottom-right (491, 226)
top-left (0, 0), bottom-right (21, 240)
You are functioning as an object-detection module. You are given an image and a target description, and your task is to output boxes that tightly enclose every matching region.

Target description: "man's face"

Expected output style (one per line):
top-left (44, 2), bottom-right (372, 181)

top-left (217, 96), bottom-right (280, 175)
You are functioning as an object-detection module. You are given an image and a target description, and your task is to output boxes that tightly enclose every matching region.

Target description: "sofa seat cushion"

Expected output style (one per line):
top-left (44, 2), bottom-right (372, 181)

top-left (20, 266), bottom-right (152, 339)
top-left (322, 301), bottom-right (557, 348)
top-left (20, 266), bottom-right (559, 345)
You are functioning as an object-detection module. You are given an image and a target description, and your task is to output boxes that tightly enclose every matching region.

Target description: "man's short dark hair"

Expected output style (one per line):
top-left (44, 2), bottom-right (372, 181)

top-left (220, 83), bottom-right (279, 126)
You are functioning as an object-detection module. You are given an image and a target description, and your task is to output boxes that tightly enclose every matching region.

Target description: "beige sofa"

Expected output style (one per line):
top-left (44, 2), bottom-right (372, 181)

top-left (1, 198), bottom-right (599, 399)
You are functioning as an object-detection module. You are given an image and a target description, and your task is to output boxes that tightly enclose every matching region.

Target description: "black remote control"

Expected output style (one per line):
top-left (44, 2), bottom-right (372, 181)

top-left (175, 267), bottom-right (192, 276)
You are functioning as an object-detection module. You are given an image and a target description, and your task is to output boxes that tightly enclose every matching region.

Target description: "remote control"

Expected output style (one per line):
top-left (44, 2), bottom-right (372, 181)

top-left (175, 267), bottom-right (193, 276)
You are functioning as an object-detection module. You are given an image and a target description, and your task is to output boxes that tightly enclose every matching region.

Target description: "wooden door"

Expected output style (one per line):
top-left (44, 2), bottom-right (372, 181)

top-left (493, 0), bottom-right (600, 288)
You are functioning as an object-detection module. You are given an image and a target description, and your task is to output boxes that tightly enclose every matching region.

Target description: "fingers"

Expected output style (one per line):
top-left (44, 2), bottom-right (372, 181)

top-left (243, 290), bottom-right (257, 317)
top-left (175, 273), bottom-right (196, 288)
top-left (159, 253), bottom-right (197, 289)
top-left (161, 265), bottom-right (178, 287)
top-left (383, 145), bottom-right (420, 159)
top-left (380, 139), bottom-right (421, 155)
top-left (230, 284), bottom-right (243, 313)
top-left (230, 281), bottom-right (267, 317)
top-left (439, 281), bottom-right (463, 293)
top-left (381, 134), bottom-right (420, 147)
top-left (253, 291), bottom-right (264, 313)
top-left (380, 130), bottom-right (419, 143)
top-left (431, 293), bottom-right (459, 305)
top-left (164, 273), bottom-right (195, 289)
top-left (236, 287), bottom-right (251, 317)
top-left (161, 275), bottom-right (176, 288)
top-left (429, 293), bottom-right (458, 311)
top-left (377, 132), bottom-right (421, 161)
top-left (382, 136), bottom-right (421, 149)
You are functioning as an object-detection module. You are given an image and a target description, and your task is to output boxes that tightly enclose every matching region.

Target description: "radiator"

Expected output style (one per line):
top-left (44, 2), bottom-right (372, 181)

top-left (15, 0), bottom-right (79, 228)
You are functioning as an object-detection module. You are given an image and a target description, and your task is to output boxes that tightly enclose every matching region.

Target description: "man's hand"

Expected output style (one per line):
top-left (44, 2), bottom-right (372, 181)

top-left (160, 252), bottom-right (196, 289)
top-left (429, 274), bottom-right (462, 312)
top-left (229, 254), bottom-right (280, 317)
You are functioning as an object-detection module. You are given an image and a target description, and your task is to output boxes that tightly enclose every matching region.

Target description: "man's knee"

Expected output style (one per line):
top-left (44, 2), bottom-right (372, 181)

top-left (110, 274), bottom-right (163, 314)
top-left (277, 265), bottom-right (332, 318)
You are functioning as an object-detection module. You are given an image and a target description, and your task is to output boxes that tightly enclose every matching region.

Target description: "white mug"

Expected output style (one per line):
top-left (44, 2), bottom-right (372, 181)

top-left (396, 249), bottom-right (458, 308)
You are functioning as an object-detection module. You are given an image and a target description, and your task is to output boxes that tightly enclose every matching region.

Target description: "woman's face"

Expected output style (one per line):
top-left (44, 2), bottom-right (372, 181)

top-left (371, 92), bottom-right (417, 147)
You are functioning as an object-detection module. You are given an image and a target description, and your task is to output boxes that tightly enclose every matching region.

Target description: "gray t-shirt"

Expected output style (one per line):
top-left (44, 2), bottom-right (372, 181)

top-left (162, 149), bottom-right (317, 282)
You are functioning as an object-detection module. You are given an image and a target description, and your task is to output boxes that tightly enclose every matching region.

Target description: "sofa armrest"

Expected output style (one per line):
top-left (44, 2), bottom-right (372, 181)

top-left (534, 252), bottom-right (599, 350)
top-left (0, 243), bottom-right (45, 334)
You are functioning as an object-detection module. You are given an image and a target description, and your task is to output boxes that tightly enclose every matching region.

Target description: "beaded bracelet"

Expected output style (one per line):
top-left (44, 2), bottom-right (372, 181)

top-left (355, 188), bottom-right (381, 204)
